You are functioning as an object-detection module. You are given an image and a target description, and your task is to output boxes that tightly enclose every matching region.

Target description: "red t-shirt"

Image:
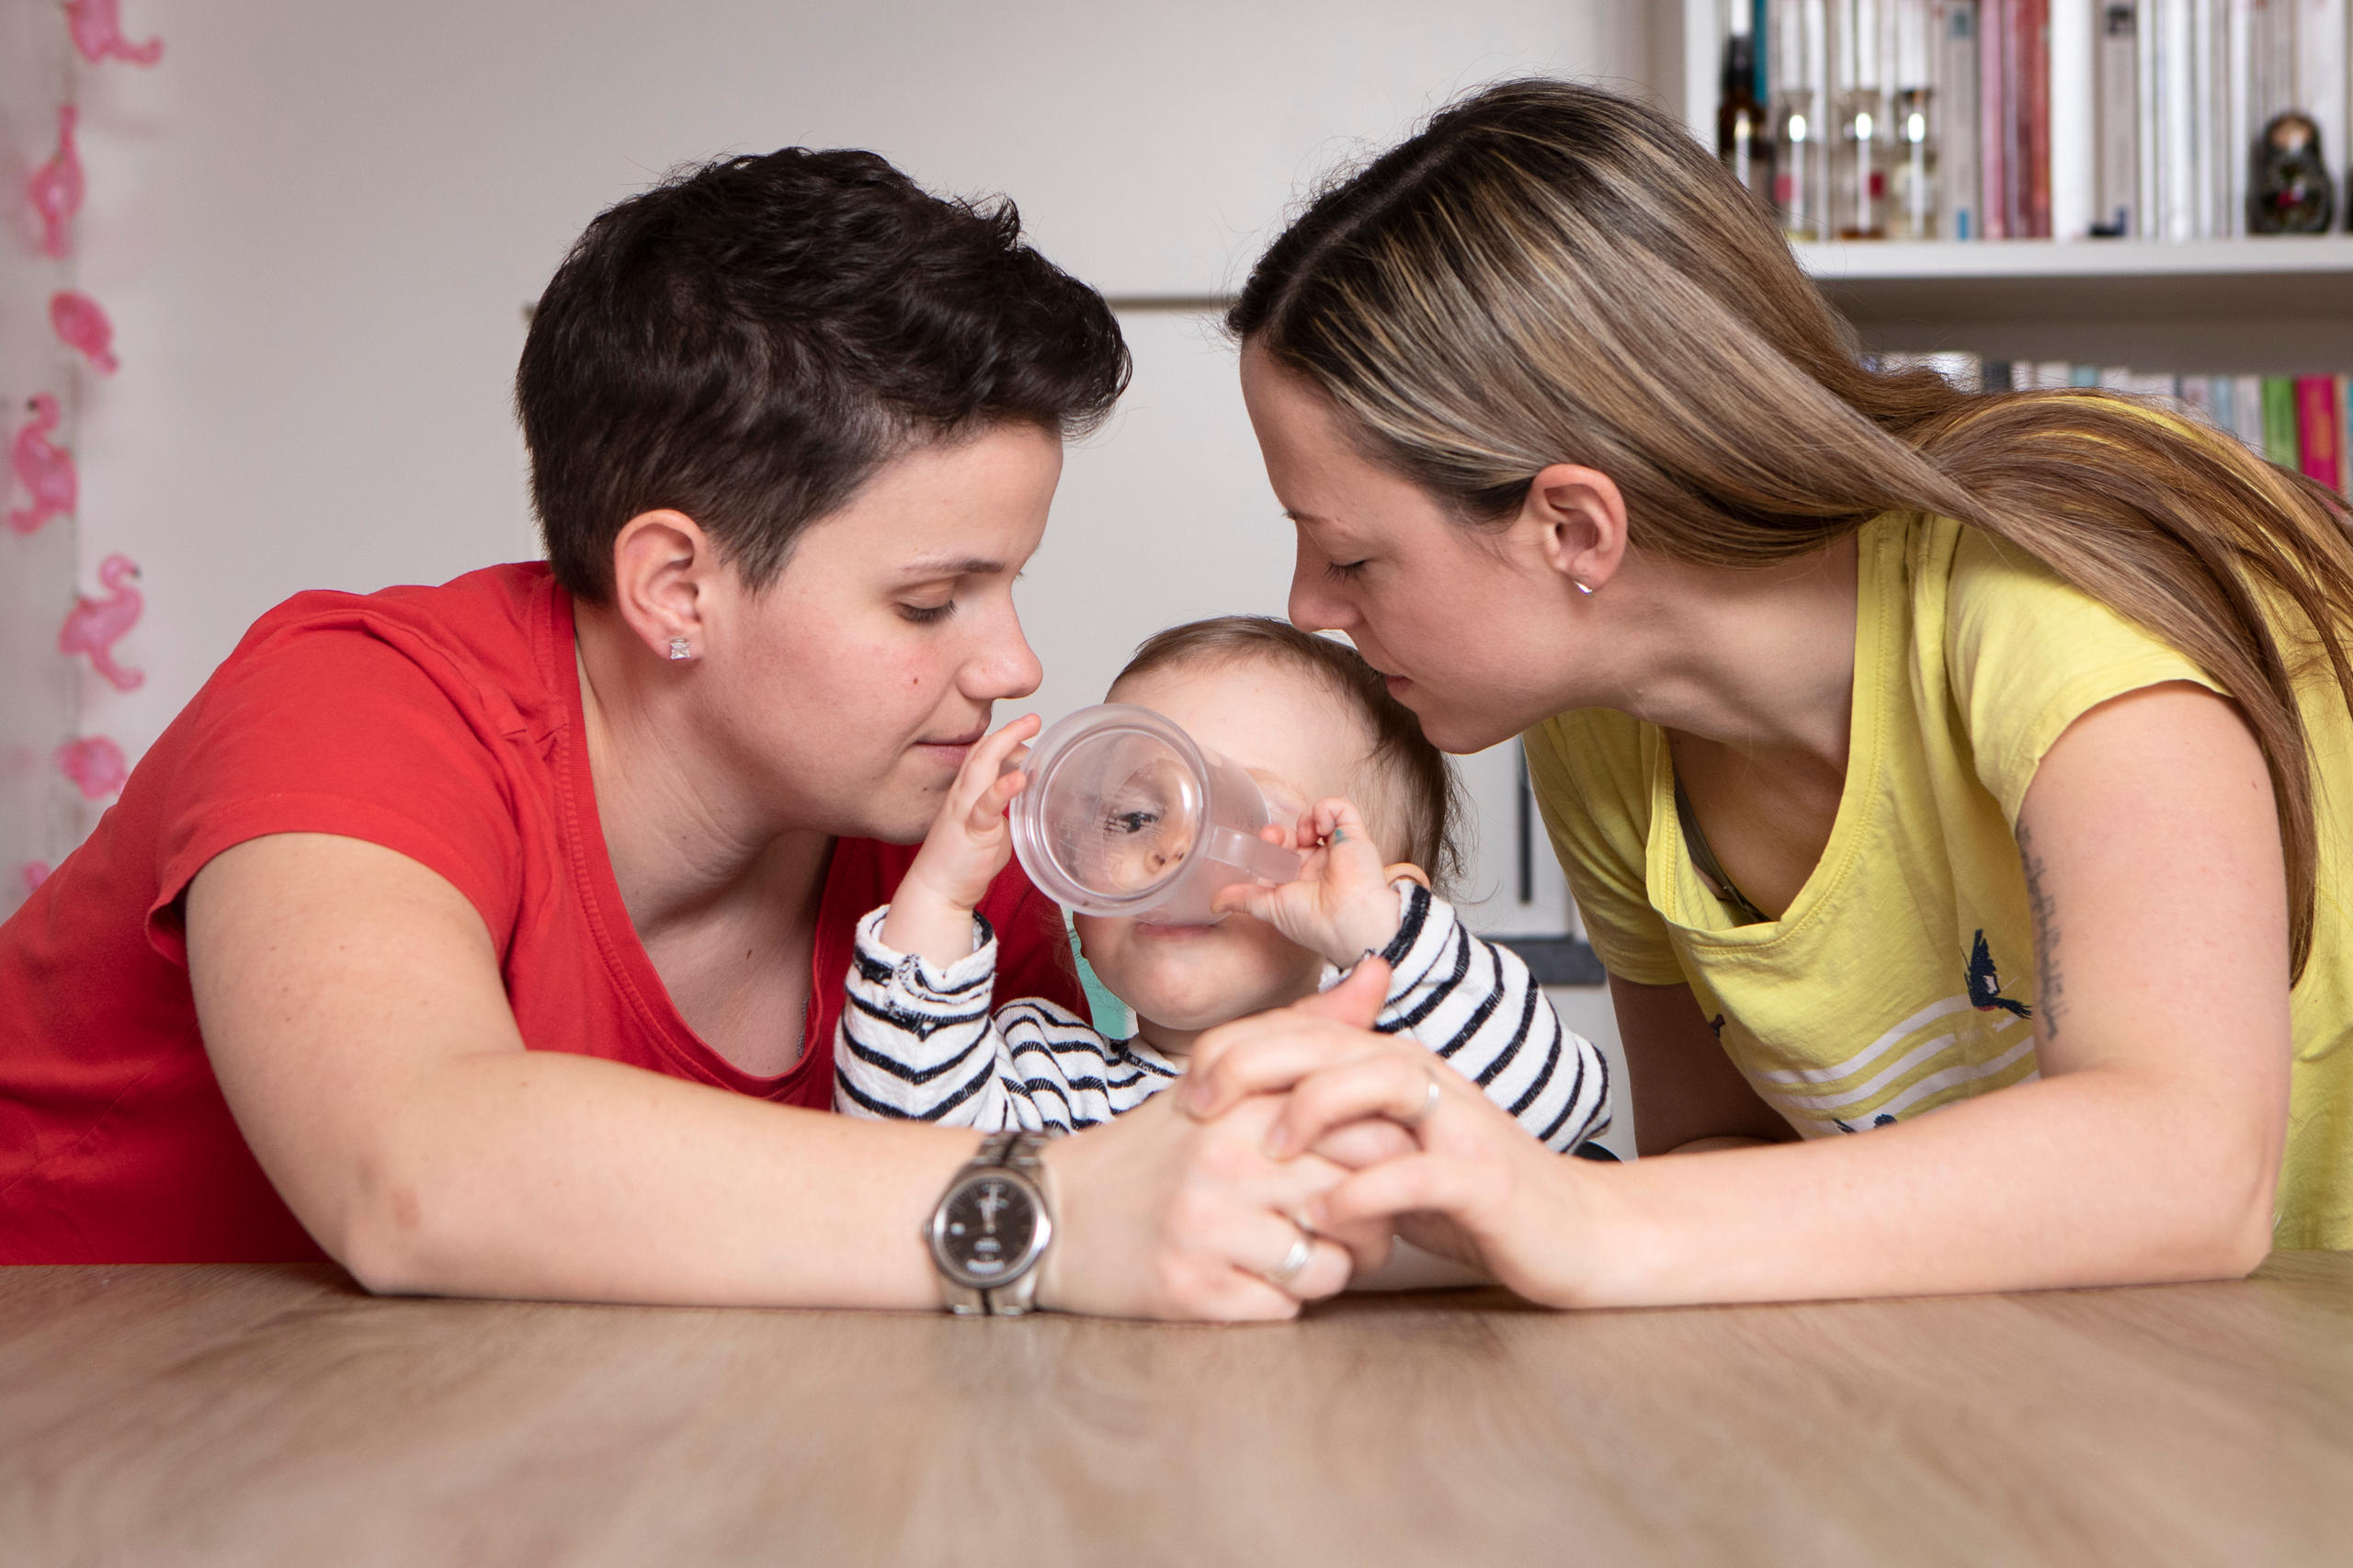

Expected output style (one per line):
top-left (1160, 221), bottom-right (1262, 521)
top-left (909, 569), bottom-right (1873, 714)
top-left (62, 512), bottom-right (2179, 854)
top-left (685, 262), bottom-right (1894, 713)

top-left (0, 562), bottom-right (1081, 1264)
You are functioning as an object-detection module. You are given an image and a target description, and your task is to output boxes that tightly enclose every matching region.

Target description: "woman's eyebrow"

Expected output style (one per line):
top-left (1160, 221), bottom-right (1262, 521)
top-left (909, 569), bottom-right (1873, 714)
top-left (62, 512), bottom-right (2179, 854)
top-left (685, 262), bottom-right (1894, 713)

top-left (896, 553), bottom-right (1005, 578)
top-left (1286, 508), bottom-right (1357, 540)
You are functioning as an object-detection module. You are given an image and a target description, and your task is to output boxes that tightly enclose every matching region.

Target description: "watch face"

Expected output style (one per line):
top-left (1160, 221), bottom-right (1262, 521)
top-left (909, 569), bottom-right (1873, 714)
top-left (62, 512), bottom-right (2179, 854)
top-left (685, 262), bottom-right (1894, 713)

top-left (933, 1170), bottom-right (1044, 1289)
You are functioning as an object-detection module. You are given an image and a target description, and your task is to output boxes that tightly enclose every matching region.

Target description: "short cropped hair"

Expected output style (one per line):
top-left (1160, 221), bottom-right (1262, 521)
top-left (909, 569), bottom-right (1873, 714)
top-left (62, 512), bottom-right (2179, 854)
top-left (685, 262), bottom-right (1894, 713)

top-left (517, 148), bottom-right (1131, 602)
top-left (1112, 616), bottom-right (1465, 889)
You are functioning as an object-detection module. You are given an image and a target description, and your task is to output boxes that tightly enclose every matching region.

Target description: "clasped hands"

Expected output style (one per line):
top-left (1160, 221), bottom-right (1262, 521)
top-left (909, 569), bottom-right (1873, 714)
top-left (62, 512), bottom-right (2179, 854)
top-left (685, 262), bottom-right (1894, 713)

top-left (1036, 856), bottom-right (1598, 1323)
top-left (1166, 953), bottom-right (1589, 1312)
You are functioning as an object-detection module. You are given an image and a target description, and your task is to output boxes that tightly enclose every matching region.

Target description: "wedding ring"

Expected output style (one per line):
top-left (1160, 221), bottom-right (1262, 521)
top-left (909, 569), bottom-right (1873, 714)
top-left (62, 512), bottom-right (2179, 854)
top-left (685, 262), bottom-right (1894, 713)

top-left (1262, 1229), bottom-right (1313, 1290)
top-left (1404, 1072), bottom-right (1441, 1129)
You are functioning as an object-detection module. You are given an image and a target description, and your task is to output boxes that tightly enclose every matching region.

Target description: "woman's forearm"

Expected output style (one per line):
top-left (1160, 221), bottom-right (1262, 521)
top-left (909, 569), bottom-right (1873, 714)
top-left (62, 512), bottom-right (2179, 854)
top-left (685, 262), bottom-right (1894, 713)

top-left (1569, 1065), bottom-right (2278, 1307)
top-left (190, 835), bottom-right (981, 1311)
top-left (347, 1051), bottom-right (979, 1307)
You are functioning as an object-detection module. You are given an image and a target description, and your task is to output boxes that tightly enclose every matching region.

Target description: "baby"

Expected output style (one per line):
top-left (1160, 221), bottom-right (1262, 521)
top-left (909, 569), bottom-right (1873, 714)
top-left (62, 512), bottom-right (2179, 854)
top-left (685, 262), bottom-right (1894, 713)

top-left (834, 617), bottom-right (1609, 1154)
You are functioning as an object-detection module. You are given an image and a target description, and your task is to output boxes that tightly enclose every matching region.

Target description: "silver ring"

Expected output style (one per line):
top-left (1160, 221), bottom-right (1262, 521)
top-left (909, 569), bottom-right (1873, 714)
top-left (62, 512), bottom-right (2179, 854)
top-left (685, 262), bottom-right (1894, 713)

top-left (1262, 1229), bottom-right (1313, 1290)
top-left (1404, 1072), bottom-right (1441, 1129)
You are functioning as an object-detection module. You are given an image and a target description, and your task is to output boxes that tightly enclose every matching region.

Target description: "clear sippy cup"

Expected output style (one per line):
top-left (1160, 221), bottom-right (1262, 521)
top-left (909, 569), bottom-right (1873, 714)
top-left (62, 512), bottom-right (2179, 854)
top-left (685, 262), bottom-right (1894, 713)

top-left (1008, 704), bottom-right (1302, 925)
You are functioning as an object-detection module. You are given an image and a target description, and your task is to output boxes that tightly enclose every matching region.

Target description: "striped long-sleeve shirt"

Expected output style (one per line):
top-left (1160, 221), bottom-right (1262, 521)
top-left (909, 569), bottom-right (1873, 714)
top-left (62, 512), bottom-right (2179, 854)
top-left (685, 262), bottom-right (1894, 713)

top-left (834, 881), bottom-right (1611, 1153)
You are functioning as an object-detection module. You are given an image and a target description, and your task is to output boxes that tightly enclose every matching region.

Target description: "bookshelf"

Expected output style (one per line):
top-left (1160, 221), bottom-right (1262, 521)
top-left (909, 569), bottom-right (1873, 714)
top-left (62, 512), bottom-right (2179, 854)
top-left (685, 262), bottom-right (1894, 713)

top-left (1684, 3), bottom-right (2353, 371)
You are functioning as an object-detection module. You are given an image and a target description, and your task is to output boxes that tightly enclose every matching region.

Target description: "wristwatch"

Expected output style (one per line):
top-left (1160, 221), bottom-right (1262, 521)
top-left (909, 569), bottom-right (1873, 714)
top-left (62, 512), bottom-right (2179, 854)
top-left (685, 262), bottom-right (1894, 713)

top-left (925, 1131), bottom-right (1054, 1315)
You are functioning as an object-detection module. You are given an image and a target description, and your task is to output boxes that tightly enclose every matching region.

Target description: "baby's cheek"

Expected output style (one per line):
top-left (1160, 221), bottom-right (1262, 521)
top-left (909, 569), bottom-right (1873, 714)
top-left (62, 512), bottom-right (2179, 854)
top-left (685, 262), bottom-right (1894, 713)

top-left (1229, 916), bottom-right (1329, 1008)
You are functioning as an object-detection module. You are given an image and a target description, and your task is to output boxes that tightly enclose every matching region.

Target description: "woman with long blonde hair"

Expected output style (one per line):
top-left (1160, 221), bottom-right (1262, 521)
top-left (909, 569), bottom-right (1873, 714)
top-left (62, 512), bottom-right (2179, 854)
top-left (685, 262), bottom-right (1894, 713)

top-left (1187, 79), bottom-right (2353, 1301)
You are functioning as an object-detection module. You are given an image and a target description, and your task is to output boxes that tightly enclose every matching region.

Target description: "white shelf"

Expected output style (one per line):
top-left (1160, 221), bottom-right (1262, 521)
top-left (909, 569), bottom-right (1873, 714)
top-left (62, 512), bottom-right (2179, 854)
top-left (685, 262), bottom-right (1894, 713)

top-left (1108, 238), bottom-right (2353, 367)
top-left (1795, 238), bottom-right (2353, 347)
top-left (1798, 237), bottom-right (2353, 282)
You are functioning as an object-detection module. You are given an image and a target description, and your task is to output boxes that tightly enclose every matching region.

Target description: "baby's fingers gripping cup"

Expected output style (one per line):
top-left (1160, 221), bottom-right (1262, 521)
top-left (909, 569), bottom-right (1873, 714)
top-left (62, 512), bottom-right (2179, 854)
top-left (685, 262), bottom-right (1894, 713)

top-left (1009, 704), bottom-right (1301, 924)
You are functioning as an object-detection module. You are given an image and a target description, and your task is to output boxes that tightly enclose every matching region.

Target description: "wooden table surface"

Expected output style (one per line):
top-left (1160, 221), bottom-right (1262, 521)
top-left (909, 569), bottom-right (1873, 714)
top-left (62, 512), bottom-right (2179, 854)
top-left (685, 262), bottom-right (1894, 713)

top-left (4, 1255), bottom-right (2350, 1567)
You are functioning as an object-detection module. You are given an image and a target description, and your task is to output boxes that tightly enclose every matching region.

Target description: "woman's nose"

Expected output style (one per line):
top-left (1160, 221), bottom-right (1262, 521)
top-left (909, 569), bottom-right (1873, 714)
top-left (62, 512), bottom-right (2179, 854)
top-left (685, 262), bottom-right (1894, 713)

top-left (1287, 538), bottom-right (1358, 635)
top-left (1287, 575), bottom-right (1350, 636)
top-left (967, 611), bottom-right (1044, 701)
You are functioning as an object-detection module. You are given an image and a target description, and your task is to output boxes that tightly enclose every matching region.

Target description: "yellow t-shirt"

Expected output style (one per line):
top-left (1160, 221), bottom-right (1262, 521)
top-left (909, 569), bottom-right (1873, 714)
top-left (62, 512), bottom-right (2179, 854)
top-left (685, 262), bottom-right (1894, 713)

top-left (1526, 511), bottom-right (2352, 1249)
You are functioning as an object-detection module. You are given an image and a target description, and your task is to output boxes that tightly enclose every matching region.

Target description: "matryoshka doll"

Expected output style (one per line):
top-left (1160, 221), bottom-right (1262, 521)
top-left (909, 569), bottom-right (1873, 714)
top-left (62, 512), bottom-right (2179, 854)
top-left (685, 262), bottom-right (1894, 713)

top-left (2250, 111), bottom-right (2336, 234)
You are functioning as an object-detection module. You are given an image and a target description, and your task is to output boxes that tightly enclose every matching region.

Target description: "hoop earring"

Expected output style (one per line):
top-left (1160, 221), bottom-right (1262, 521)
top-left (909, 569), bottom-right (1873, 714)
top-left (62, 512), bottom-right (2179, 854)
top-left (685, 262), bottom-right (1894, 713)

top-left (667, 636), bottom-right (693, 661)
top-left (1574, 581), bottom-right (1595, 596)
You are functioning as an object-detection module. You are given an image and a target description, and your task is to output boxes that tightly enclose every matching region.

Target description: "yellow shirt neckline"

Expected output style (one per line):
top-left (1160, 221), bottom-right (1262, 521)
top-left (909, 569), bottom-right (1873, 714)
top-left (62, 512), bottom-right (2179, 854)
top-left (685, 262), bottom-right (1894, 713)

top-left (1643, 516), bottom-right (1901, 950)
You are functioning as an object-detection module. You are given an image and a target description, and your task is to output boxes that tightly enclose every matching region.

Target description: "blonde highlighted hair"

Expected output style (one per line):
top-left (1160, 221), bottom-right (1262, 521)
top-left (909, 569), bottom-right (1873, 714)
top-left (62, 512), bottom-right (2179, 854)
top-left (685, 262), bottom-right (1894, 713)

top-left (1230, 78), bottom-right (2353, 977)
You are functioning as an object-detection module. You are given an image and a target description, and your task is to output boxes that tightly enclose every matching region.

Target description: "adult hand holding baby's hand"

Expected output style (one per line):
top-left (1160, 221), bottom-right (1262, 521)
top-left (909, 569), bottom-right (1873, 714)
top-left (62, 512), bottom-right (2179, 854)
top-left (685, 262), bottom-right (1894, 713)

top-left (1181, 959), bottom-right (1613, 1309)
top-left (881, 714), bottom-right (1040, 964)
top-left (1211, 797), bottom-right (1404, 966)
top-left (1036, 962), bottom-right (1403, 1318)
top-left (1038, 959), bottom-right (1408, 1317)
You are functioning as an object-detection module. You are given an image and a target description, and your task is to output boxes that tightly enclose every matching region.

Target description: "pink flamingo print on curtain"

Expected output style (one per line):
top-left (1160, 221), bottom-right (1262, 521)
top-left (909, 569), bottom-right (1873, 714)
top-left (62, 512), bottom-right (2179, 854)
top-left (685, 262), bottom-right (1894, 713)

top-left (27, 105), bottom-right (83, 259)
top-left (64, 0), bottom-right (163, 66)
top-left (60, 554), bottom-right (145, 692)
top-left (50, 290), bottom-right (118, 373)
top-left (55, 736), bottom-right (129, 801)
top-left (9, 395), bottom-right (75, 534)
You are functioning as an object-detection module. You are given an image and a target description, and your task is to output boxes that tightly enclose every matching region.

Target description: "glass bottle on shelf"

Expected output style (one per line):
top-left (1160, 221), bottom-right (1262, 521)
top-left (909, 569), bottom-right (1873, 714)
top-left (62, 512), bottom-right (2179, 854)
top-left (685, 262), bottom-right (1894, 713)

top-left (1889, 86), bottom-right (1938, 239)
top-left (1769, 0), bottom-right (1829, 240)
top-left (1719, 29), bottom-right (1776, 202)
top-left (1885, 0), bottom-right (1937, 239)
top-left (1833, 88), bottom-right (1890, 238)
top-left (1772, 89), bottom-right (1824, 239)
top-left (1827, 0), bottom-right (1885, 239)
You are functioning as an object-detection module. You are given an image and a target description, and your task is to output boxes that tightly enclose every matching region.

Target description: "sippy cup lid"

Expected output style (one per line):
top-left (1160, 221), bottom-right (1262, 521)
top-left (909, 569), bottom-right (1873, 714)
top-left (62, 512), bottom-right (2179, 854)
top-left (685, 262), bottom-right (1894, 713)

top-left (1009, 704), bottom-right (1300, 922)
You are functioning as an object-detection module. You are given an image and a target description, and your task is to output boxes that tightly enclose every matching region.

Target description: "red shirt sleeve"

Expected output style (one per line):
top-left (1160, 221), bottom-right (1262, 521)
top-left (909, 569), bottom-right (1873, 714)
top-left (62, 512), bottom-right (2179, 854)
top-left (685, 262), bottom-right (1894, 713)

top-left (146, 619), bottom-right (527, 965)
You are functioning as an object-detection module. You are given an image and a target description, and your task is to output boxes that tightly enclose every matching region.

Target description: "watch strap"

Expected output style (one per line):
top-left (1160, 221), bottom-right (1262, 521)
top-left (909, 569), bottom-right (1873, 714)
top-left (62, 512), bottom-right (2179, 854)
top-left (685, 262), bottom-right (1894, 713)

top-left (984, 1129), bottom-right (1045, 1173)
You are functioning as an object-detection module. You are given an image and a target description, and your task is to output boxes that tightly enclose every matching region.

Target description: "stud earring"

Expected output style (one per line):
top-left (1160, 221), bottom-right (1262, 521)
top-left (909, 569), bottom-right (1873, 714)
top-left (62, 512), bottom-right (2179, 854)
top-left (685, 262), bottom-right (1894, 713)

top-left (667, 636), bottom-right (692, 661)
top-left (1574, 581), bottom-right (1595, 596)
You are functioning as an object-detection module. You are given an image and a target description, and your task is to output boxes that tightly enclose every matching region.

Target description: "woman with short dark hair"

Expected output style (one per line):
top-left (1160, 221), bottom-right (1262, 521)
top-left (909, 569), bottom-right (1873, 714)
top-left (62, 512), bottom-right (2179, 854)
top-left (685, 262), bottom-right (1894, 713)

top-left (0, 150), bottom-right (1370, 1319)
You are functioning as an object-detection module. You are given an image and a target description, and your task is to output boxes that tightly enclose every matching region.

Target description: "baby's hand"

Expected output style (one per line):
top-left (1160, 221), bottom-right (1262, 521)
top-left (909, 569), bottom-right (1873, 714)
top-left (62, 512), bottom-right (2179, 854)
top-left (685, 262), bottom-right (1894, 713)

top-left (1212, 797), bottom-right (1405, 968)
top-left (882, 714), bottom-right (1040, 965)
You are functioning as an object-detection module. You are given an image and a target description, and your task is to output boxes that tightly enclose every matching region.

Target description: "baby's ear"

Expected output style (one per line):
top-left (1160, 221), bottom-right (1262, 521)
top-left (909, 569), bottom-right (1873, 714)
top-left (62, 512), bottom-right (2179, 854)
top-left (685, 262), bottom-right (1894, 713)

top-left (1383, 861), bottom-right (1430, 889)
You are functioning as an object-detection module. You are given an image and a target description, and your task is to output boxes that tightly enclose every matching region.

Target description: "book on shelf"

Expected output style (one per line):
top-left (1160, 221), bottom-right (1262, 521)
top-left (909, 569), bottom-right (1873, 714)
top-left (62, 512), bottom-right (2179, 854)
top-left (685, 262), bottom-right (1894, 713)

top-left (2233, 372), bottom-right (2268, 451)
top-left (2297, 374), bottom-right (2345, 491)
top-left (2023, 0), bottom-right (2053, 236)
top-left (1719, 0), bottom-right (2353, 240)
top-left (1982, 0), bottom-right (2011, 234)
top-left (2264, 376), bottom-right (2300, 465)
top-left (1870, 351), bottom-right (2353, 494)
top-left (1943, 2), bottom-right (1985, 234)
top-left (2094, 1), bottom-right (2137, 233)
